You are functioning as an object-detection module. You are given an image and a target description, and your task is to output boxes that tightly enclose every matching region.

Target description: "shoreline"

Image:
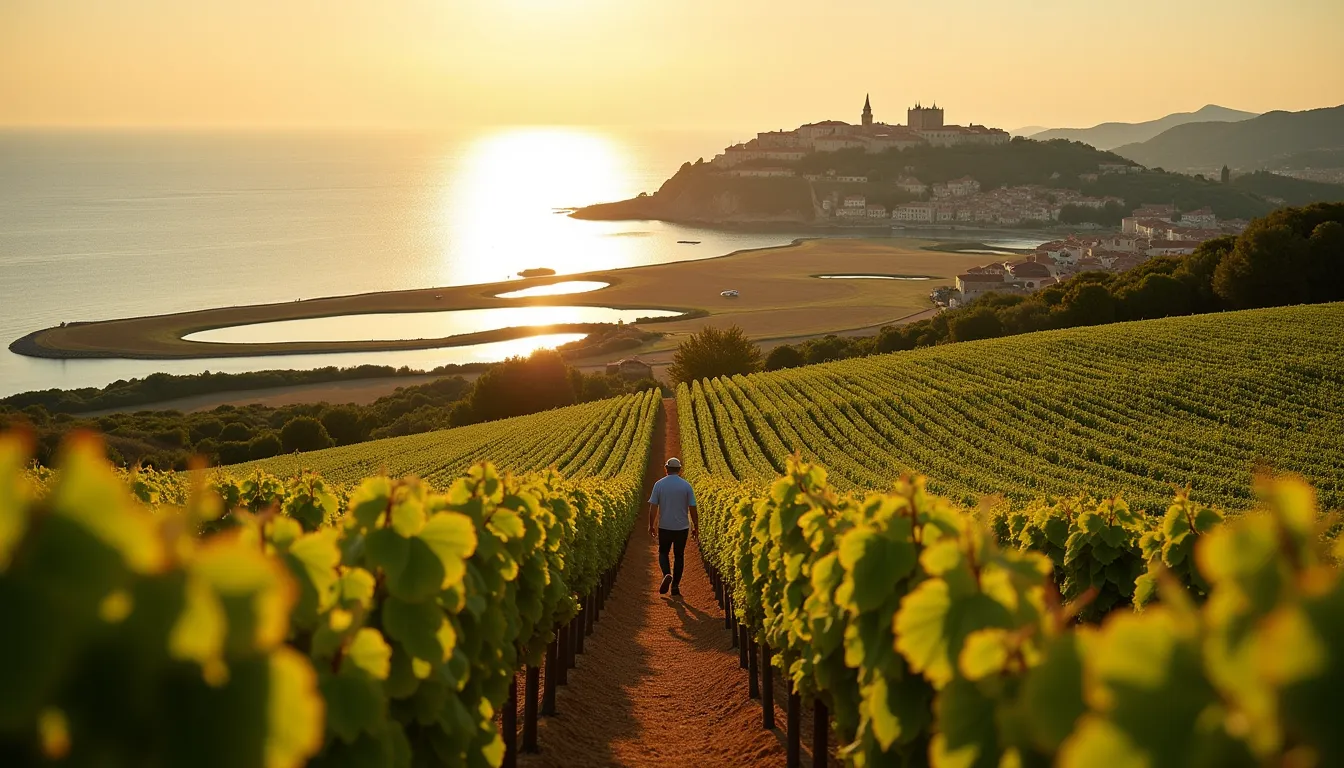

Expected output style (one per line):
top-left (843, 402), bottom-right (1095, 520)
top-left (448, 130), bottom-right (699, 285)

top-left (12, 237), bottom-right (987, 363)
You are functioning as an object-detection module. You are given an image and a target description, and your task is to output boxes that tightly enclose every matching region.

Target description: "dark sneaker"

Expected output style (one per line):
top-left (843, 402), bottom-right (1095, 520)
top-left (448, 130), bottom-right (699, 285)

top-left (659, 574), bottom-right (672, 594)
top-left (671, 588), bottom-right (682, 597)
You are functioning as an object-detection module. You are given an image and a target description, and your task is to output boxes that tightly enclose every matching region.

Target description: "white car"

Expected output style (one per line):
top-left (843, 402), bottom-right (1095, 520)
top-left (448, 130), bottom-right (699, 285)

top-left (720, 289), bottom-right (740, 298)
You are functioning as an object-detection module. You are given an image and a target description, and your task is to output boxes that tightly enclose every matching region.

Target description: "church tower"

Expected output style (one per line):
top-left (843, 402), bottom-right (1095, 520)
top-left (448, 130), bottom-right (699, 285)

top-left (862, 94), bottom-right (873, 127)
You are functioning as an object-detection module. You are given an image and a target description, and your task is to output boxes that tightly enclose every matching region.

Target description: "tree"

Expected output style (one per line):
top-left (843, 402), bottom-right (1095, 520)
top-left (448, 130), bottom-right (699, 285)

top-left (219, 421), bottom-right (253, 442)
top-left (765, 345), bottom-right (806, 371)
top-left (467, 349), bottom-right (576, 423)
top-left (949, 307), bottom-right (1004, 342)
top-left (667, 326), bottom-right (762, 384)
top-left (1119, 273), bottom-right (1189, 321)
top-left (321, 406), bottom-right (365, 446)
top-left (1220, 165), bottom-right (1231, 184)
top-left (280, 416), bottom-right (334, 453)
top-left (1060, 283), bottom-right (1117, 326)
top-left (1306, 220), bottom-right (1344, 303)
top-left (248, 432), bottom-right (283, 460)
top-left (1213, 223), bottom-right (1309, 308)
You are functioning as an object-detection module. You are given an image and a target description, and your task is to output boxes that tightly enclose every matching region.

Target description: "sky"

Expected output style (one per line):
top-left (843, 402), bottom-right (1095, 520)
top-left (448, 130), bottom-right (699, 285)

top-left (3, 0), bottom-right (1343, 132)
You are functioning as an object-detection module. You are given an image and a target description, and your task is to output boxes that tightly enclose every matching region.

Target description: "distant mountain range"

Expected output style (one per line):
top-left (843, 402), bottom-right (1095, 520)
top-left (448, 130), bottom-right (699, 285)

top-left (1112, 105), bottom-right (1344, 172)
top-left (1025, 105), bottom-right (1258, 149)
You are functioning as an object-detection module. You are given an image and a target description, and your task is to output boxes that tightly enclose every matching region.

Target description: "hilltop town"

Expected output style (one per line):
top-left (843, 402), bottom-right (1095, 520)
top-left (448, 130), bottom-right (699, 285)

top-left (574, 94), bottom-right (1289, 244)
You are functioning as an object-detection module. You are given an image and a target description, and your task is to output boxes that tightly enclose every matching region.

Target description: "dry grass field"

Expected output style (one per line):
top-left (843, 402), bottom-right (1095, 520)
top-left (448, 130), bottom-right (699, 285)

top-left (15, 238), bottom-right (990, 360)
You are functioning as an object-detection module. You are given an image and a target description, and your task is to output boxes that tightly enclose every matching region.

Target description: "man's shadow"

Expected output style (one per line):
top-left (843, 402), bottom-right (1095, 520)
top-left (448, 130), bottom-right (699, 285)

top-left (662, 595), bottom-right (728, 650)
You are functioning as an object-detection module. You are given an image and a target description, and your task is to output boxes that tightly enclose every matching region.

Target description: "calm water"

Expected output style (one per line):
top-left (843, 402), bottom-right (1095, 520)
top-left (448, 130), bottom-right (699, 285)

top-left (0, 128), bottom-right (814, 397)
top-left (186, 307), bottom-right (681, 344)
top-left (494, 281), bottom-right (610, 298)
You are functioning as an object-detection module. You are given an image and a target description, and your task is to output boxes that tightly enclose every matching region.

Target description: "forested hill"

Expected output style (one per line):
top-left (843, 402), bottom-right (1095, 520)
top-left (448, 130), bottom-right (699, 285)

top-left (1113, 104), bottom-right (1344, 171)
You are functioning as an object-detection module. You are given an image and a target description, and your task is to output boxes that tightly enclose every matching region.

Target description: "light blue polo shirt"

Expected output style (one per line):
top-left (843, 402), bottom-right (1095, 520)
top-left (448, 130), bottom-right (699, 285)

top-left (649, 474), bottom-right (697, 531)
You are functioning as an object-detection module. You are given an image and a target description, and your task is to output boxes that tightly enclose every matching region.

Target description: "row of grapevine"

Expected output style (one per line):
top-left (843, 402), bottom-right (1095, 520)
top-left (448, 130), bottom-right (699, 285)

top-left (696, 458), bottom-right (1342, 767)
top-left (682, 304), bottom-right (1344, 511)
top-left (0, 390), bottom-right (659, 766)
top-left (229, 391), bottom-right (659, 487)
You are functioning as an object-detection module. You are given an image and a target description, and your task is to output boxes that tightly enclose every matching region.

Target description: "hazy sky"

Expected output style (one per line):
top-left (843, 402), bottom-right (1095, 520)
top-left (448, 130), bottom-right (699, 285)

top-left (3, 0), bottom-right (1342, 132)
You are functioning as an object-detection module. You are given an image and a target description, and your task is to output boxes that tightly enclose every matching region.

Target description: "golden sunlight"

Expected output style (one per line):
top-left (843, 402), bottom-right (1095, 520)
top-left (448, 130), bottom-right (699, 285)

top-left (440, 128), bottom-right (637, 284)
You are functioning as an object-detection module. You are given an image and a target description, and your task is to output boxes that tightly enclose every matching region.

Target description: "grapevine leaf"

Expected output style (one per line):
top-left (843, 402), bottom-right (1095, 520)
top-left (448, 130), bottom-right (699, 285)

top-left (266, 647), bottom-right (325, 768)
top-left (838, 527), bottom-right (916, 613)
top-left (1022, 634), bottom-right (1086, 751)
top-left (930, 678), bottom-right (998, 768)
top-left (418, 512), bottom-right (478, 590)
top-left (342, 628), bottom-right (392, 680)
top-left (320, 670), bottom-right (386, 744)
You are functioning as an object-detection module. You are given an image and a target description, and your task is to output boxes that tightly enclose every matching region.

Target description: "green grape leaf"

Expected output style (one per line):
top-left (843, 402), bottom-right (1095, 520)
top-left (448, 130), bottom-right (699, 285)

top-left (1059, 717), bottom-right (1149, 768)
top-left (348, 477), bottom-right (393, 530)
top-left (418, 512), bottom-right (478, 590)
top-left (1022, 634), bottom-right (1086, 751)
top-left (340, 568), bottom-right (377, 610)
top-left (390, 494), bottom-right (426, 538)
top-left (838, 526), bottom-right (916, 613)
top-left (488, 508), bottom-right (525, 541)
top-left (930, 678), bottom-right (998, 768)
top-left (285, 529), bottom-right (342, 626)
top-left (266, 647), bottom-right (325, 768)
top-left (382, 597), bottom-right (450, 664)
top-left (342, 627), bottom-right (392, 680)
top-left (320, 669), bottom-right (387, 744)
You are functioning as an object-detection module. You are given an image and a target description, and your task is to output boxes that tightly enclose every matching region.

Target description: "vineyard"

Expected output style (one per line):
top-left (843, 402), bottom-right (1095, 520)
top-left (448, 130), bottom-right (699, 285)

top-left (674, 304), bottom-right (1344, 767)
top-left (4, 305), bottom-right (1344, 768)
top-left (679, 303), bottom-right (1344, 512)
top-left (230, 392), bottom-right (660, 486)
top-left (0, 390), bottom-right (659, 766)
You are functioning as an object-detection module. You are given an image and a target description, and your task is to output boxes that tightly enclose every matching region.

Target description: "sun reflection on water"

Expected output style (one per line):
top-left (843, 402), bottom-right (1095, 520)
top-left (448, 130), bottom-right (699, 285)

top-left (440, 127), bottom-right (655, 285)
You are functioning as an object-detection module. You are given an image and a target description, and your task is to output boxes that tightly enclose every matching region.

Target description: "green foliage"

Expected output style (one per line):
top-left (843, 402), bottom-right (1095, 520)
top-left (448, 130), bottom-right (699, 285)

top-left (690, 453), bottom-right (1343, 767)
top-left (675, 305), bottom-right (1344, 514)
top-left (233, 391), bottom-right (660, 489)
top-left (667, 325), bottom-right (763, 385)
top-left (281, 417), bottom-right (335, 453)
top-left (1213, 202), bottom-right (1344, 308)
top-left (0, 383), bottom-right (655, 766)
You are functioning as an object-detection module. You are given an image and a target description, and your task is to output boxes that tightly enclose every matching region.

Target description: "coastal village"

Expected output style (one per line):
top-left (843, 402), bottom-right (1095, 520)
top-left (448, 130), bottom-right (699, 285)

top-left (947, 203), bottom-right (1238, 307)
top-left (708, 96), bottom-right (1250, 308)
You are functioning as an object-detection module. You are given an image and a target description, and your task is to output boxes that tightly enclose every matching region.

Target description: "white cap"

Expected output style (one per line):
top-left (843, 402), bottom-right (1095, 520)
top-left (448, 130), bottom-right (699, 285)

top-left (665, 457), bottom-right (682, 469)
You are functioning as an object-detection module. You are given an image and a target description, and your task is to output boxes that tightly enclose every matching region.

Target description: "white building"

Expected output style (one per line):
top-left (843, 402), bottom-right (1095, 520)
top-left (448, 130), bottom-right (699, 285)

top-left (892, 202), bottom-right (936, 222)
top-left (727, 167), bottom-right (796, 178)
top-left (896, 177), bottom-right (927, 195)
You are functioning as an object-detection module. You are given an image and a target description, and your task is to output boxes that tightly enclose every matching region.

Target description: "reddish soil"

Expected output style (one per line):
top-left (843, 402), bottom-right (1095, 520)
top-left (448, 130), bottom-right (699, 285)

top-left (517, 398), bottom-right (800, 768)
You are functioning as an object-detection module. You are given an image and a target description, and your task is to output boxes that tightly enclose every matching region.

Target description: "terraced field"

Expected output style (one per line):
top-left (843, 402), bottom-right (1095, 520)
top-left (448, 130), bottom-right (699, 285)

top-left (679, 303), bottom-right (1344, 511)
top-left (230, 389), bottom-right (661, 485)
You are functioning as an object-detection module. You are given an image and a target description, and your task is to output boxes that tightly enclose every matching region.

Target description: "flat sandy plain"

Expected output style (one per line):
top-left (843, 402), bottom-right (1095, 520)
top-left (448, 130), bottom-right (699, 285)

top-left (15, 238), bottom-right (990, 361)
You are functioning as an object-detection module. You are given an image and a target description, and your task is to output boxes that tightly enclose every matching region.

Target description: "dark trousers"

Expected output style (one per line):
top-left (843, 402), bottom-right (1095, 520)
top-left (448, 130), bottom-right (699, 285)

top-left (658, 528), bottom-right (689, 588)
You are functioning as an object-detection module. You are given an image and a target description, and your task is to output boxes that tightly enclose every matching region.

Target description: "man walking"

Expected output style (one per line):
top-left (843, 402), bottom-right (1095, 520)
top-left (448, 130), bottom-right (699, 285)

top-left (647, 457), bottom-right (698, 597)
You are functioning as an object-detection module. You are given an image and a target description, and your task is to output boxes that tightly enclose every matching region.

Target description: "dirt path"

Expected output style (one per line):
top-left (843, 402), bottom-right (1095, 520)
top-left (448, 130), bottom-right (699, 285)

top-left (519, 398), bottom-right (791, 767)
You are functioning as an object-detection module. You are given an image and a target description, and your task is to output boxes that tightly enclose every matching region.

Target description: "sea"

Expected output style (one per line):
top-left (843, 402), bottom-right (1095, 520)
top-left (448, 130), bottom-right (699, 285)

top-left (0, 128), bottom-right (1046, 399)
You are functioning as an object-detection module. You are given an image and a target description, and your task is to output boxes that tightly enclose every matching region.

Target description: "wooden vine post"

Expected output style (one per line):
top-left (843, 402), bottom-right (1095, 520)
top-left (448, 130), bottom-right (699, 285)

top-left (787, 688), bottom-right (801, 768)
top-left (812, 699), bottom-right (829, 768)
top-left (522, 666), bottom-right (540, 753)
top-left (761, 643), bottom-right (775, 729)
top-left (542, 637), bottom-right (558, 716)
top-left (502, 672), bottom-right (518, 768)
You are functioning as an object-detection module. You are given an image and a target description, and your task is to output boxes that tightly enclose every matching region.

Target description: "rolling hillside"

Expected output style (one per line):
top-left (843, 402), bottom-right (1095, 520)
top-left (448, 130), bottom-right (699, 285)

top-left (1028, 104), bottom-right (1257, 149)
top-left (679, 303), bottom-right (1344, 512)
top-left (1113, 104), bottom-right (1344, 171)
top-left (227, 389), bottom-right (660, 484)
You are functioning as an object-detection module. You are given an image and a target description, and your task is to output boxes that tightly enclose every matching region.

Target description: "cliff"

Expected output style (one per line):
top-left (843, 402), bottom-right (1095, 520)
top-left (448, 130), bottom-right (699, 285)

top-left (572, 163), bottom-right (817, 223)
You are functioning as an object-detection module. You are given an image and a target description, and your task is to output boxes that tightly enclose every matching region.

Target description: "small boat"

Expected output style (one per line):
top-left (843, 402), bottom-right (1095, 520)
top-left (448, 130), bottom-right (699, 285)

top-left (720, 289), bottom-right (740, 298)
top-left (677, 240), bottom-right (702, 245)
